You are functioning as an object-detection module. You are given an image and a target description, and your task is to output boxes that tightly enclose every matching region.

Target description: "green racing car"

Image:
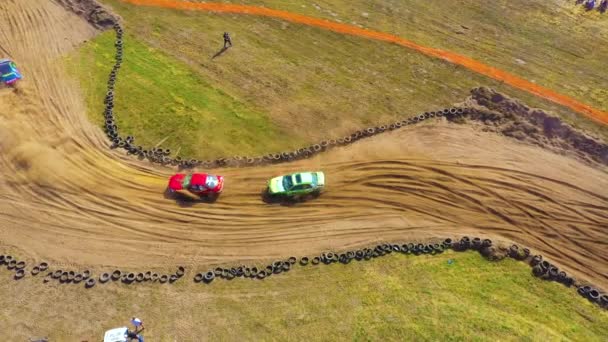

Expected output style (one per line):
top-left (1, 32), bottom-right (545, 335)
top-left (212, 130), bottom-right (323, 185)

top-left (267, 171), bottom-right (325, 198)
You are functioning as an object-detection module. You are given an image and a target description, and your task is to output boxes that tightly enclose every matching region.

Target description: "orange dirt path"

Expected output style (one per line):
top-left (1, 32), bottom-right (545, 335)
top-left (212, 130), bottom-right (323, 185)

top-left (122, 0), bottom-right (608, 125)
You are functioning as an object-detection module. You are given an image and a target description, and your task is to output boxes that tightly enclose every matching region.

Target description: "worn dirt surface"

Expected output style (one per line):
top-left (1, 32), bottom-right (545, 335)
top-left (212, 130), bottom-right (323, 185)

top-left (0, 0), bottom-right (607, 298)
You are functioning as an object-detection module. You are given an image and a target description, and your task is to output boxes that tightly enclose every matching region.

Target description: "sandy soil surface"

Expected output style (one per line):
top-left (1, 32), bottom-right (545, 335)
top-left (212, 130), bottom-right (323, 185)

top-left (0, 0), bottom-right (606, 295)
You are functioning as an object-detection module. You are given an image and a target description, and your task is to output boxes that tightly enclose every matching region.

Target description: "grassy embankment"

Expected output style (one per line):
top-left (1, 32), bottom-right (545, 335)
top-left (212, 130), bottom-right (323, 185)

top-left (1, 250), bottom-right (607, 340)
top-left (66, 0), bottom-right (607, 160)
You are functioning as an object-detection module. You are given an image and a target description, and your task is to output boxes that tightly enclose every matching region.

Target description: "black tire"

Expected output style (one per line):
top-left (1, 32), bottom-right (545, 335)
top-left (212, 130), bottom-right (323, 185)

top-left (530, 255), bottom-right (542, 266)
top-left (214, 267), bottom-right (223, 276)
top-left (31, 266), bottom-right (40, 276)
top-left (112, 270), bottom-right (122, 280)
top-left (532, 265), bottom-right (545, 277)
top-left (257, 270), bottom-right (267, 279)
top-left (14, 269), bottom-right (25, 280)
top-left (481, 239), bottom-right (492, 248)
top-left (471, 237), bottom-right (482, 250)
top-left (100, 273), bottom-right (111, 283)
top-left (85, 278), bottom-right (96, 288)
top-left (588, 289), bottom-right (601, 302)
top-left (578, 285), bottom-right (591, 296)
top-left (540, 260), bottom-right (551, 271)
top-left (159, 275), bottom-right (169, 283)
top-left (52, 270), bottom-right (63, 279)
top-left (60, 272), bottom-right (69, 283)
top-left (548, 266), bottom-right (559, 279)
top-left (194, 273), bottom-right (204, 283)
top-left (82, 270), bottom-right (91, 279)
top-left (0, 255), bottom-right (5, 265)
top-left (288, 257), bottom-right (297, 265)
top-left (136, 273), bottom-right (145, 282)
top-left (300, 257), bottom-right (309, 266)
top-left (312, 257), bottom-right (320, 265)
top-left (7, 259), bottom-right (17, 270)
top-left (67, 271), bottom-right (75, 282)
top-left (151, 273), bottom-right (159, 282)
top-left (176, 266), bottom-right (185, 277)
top-left (39, 262), bottom-right (49, 271)
top-left (144, 271), bottom-right (152, 281)
top-left (73, 274), bottom-right (83, 283)
top-left (204, 271), bottom-right (215, 283)
top-left (126, 273), bottom-right (136, 282)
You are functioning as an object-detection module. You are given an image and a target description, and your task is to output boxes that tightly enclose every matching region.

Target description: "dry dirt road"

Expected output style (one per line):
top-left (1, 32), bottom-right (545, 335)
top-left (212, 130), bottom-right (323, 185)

top-left (0, 0), bottom-right (607, 293)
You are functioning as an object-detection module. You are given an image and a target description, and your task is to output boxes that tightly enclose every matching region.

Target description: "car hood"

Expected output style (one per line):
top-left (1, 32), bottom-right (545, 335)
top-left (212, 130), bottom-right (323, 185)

top-left (168, 174), bottom-right (186, 191)
top-left (268, 176), bottom-right (285, 194)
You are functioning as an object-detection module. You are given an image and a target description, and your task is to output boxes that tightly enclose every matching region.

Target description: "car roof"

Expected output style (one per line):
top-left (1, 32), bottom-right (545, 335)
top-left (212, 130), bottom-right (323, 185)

top-left (290, 172), bottom-right (316, 185)
top-left (189, 173), bottom-right (209, 185)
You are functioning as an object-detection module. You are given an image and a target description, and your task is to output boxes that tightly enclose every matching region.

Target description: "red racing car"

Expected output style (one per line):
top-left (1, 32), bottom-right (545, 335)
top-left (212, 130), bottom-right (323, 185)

top-left (168, 173), bottom-right (224, 198)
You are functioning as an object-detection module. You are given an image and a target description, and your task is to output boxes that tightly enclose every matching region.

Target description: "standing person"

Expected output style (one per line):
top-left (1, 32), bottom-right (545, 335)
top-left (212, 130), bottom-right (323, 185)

top-left (125, 317), bottom-right (144, 341)
top-left (223, 32), bottom-right (233, 48)
top-left (131, 317), bottom-right (144, 334)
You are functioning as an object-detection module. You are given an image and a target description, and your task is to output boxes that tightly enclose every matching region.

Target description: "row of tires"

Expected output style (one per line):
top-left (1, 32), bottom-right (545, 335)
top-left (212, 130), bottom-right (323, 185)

top-left (101, 24), bottom-right (470, 169)
top-left (0, 253), bottom-right (185, 289)
top-left (2, 237), bottom-right (606, 309)
top-left (190, 236), bottom-right (608, 310)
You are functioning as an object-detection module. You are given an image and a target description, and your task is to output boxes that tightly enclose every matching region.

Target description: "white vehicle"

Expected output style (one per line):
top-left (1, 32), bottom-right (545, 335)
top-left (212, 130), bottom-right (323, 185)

top-left (104, 327), bottom-right (129, 342)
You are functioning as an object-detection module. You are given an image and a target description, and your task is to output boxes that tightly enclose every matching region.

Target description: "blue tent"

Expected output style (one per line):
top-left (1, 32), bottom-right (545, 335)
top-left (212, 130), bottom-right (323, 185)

top-left (0, 59), bottom-right (23, 85)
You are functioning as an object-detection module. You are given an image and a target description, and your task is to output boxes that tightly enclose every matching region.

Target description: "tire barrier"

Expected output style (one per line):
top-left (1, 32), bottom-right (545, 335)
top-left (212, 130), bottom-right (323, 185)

top-left (100, 25), bottom-right (471, 169)
top-left (184, 238), bottom-right (607, 310)
top-left (1, 237), bottom-right (606, 310)
top-left (0, 254), bottom-right (185, 288)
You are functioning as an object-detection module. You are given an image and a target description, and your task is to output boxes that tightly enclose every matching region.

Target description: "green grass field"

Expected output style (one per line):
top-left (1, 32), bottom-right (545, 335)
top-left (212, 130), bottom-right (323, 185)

top-left (2, 251), bottom-right (607, 340)
top-left (66, 31), bottom-right (303, 158)
top-left (65, 0), bottom-right (608, 160)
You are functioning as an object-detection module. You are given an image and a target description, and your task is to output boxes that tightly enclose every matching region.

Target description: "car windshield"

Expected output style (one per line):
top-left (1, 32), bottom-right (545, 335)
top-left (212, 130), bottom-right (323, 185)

top-left (205, 175), bottom-right (219, 189)
top-left (0, 63), bottom-right (12, 74)
top-left (283, 175), bottom-right (294, 189)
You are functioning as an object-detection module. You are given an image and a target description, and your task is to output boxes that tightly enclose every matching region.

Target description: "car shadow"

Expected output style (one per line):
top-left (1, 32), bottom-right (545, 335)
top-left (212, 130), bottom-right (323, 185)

top-left (260, 189), bottom-right (321, 207)
top-left (164, 188), bottom-right (219, 207)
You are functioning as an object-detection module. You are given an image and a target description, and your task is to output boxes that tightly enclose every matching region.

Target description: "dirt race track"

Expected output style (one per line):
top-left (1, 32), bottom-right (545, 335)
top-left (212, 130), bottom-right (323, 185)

top-left (0, 0), bottom-right (607, 291)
